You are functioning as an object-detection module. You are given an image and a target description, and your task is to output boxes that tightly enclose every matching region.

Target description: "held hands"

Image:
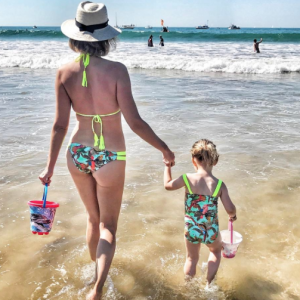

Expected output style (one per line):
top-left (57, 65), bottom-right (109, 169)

top-left (162, 148), bottom-right (175, 167)
top-left (39, 168), bottom-right (53, 186)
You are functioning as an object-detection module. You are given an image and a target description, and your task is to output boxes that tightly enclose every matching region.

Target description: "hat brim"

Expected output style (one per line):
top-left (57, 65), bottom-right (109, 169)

top-left (61, 19), bottom-right (121, 42)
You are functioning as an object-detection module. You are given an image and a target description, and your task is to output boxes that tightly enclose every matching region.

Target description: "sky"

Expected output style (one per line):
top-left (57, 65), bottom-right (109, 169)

top-left (0, 0), bottom-right (299, 28)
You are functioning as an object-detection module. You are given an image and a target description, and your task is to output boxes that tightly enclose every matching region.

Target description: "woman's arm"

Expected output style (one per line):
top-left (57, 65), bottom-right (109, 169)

top-left (116, 63), bottom-right (175, 165)
top-left (164, 166), bottom-right (185, 191)
top-left (39, 69), bottom-right (71, 185)
top-left (220, 183), bottom-right (237, 221)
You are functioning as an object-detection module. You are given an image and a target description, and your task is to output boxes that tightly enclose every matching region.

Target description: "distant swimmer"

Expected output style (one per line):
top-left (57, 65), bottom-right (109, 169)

top-left (159, 35), bottom-right (164, 47)
top-left (254, 38), bottom-right (263, 53)
top-left (148, 35), bottom-right (153, 47)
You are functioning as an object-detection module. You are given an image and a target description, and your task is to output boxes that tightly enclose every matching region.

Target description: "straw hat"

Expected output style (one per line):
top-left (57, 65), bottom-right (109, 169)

top-left (61, 1), bottom-right (121, 42)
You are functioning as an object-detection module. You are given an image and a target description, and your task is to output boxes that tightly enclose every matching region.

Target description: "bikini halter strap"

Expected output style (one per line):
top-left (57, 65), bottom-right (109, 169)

top-left (75, 53), bottom-right (90, 87)
top-left (182, 174), bottom-right (223, 197)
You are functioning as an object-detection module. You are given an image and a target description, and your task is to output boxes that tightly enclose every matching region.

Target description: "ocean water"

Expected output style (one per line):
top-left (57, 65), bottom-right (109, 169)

top-left (1, 27), bottom-right (300, 73)
top-left (0, 27), bottom-right (300, 300)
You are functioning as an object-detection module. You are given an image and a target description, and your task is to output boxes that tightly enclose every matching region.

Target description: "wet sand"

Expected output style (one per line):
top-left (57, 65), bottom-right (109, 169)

top-left (0, 68), bottom-right (300, 300)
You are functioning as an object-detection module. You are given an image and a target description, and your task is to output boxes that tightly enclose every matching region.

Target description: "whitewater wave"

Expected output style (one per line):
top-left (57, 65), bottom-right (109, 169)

top-left (0, 40), bottom-right (300, 74)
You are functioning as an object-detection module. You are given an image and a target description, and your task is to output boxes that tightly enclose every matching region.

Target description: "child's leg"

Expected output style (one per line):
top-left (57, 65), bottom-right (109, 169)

top-left (206, 232), bottom-right (222, 284)
top-left (184, 238), bottom-right (201, 278)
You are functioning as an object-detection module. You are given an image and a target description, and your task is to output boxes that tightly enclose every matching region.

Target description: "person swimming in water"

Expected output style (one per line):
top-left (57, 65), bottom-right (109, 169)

top-left (148, 35), bottom-right (153, 47)
top-left (254, 38), bottom-right (263, 53)
top-left (159, 35), bottom-right (164, 47)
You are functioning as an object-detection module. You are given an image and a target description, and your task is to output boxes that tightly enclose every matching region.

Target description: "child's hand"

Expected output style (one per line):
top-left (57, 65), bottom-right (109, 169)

top-left (164, 160), bottom-right (175, 167)
top-left (229, 215), bottom-right (237, 222)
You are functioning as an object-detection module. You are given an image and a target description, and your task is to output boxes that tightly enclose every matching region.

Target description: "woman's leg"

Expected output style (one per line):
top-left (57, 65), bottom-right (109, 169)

top-left (206, 233), bottom-right (222, 284)
top-left (67, 153), bottom-right (100, 262)
top-left (91, 160), bottom-right (126, 299)
top-left (184, 238), bottom-right (201, 278)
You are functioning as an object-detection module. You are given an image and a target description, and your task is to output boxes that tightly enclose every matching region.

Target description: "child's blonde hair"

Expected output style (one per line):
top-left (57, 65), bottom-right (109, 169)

top-left (191, 139), bottom-right (219, 166)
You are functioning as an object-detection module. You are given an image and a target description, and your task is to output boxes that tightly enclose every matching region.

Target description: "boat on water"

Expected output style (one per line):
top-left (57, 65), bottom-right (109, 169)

top-left (145, 25), bottom-right (153, 29)
top-left (228, 24), bottom-right (240, 30)
top-left (196, 25), bottom-right (209, 29)
top-left (196, 20), bottom-right (209, 30)
top-left (114, 14), bottom-right (120, 29)
top-left (121, 24), bottom-right (135, 29)
top-left (161, 19), bottom-right (169, 32)
top-left (33, 25), bottom-right (37, 29)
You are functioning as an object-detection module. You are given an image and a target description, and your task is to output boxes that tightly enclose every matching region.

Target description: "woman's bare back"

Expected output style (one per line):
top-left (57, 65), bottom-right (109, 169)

top-left (60, 56), bottom-right (126, 151)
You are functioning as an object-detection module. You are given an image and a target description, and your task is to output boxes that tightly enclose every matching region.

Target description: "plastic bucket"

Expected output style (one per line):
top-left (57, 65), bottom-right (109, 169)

top-left (220, 222), bottom-right (242, 259)
top-left (27, 184), bottom-right (59, 235)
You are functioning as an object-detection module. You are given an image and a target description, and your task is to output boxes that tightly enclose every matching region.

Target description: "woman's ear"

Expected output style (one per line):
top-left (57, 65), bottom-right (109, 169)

top-left (192, 157), bottom-right (198, 169)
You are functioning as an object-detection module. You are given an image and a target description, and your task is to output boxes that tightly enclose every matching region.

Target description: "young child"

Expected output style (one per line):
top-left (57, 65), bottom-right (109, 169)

top-left (164, 139), bottom-right (237, 284)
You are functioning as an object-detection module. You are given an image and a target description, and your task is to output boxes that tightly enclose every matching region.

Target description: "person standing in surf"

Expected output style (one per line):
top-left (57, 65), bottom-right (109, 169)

top-left (148, 34), bottom-right (154, 47)
top-left (254, 38), bottom-right (263, 53)
top-left (159, 35), bottom-right (164, 47)
top-left (38, 2), bottom-right (175, 300)
top-left (164, 139), bottom-right (237, 285)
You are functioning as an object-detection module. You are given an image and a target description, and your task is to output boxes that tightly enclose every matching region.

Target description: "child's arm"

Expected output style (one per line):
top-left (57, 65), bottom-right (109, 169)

top-left (220, 183), bottom-right (237, 222)
top-left (164, 166), bottom-right (185, 191)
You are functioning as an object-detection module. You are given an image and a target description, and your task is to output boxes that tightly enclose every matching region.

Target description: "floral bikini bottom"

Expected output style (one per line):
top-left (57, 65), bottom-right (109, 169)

top-left (69, 143), bottom-right (126, 174)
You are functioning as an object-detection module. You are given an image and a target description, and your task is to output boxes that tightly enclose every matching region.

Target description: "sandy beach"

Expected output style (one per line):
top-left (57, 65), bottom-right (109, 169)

top-left (1, 66), bottom-right (300, 299)
top-left (1, 26), bottom-right (300, 299)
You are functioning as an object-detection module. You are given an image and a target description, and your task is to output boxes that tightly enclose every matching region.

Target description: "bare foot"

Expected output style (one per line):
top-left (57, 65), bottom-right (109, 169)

top-left (85, 263), bottom-right (97, 287)
top-left (86, 289), bottom-right (102, 300)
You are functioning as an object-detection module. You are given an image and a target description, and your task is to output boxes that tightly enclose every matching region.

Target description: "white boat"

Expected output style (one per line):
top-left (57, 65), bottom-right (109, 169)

top-left (228, 24), bottom-right (240, 30)
top-left (121, 24), bottom-right (135, 29)
top-left (114, 14), bottom-right (120, 29)
top-left (196, 25), bottom-right (209, 29)
top-left (196, 20), bottom-right (209, 29)
top-left (145, 25), bottom-right (152, 29)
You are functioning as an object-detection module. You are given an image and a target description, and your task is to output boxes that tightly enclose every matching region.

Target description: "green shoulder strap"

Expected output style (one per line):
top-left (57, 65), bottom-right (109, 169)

top-left (212, 180), bottom-right (223, 198)
top-left (182, 174), bottom-right (193, 194)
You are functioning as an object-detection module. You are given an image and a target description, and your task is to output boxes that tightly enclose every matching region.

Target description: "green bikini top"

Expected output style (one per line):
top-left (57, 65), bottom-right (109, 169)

top-left (75, 53), bottom-right (121, 150)
top-left (183, 174), bottom-right (223, 197)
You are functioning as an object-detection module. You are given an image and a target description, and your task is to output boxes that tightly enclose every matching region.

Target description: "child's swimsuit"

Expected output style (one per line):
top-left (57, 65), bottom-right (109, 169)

top-left (69, 54), bottom-right (126, 173)
top-left (183, 174), bottom-right (222, 245)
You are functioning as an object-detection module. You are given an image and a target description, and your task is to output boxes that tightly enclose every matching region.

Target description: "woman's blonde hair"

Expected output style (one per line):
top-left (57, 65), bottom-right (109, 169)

top-left (69, 38), bottom-right (117, 57)
top-left (191, 139), bottom-right (219, 166)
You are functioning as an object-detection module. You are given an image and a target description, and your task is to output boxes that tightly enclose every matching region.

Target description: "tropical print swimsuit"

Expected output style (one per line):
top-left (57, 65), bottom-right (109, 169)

top-left (69, 143), bottom-right (126, 174)
top-left (69, 54), bottom-right (126, 173)
top-left (183, 174), bottom-right (223, 245)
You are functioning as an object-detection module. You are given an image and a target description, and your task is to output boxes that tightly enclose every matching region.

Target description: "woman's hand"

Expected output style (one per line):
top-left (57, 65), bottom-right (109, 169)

top-left (39, 168), bottom-right (53, 186)
top-left (162, 148), bottom-right (175, 167)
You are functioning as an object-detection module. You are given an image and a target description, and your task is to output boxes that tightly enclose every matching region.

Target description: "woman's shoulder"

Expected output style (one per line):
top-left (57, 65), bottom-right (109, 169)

top-left (101, 59), bottom-right (128, 73)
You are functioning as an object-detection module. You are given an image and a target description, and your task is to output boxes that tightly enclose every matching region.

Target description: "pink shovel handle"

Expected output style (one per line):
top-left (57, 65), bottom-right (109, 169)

top-left (228, 220), bottom-right (233, 244)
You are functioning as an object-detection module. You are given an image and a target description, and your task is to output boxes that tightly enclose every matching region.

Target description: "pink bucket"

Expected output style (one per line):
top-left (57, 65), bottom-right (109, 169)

top-left (220, 221), bottom-right (242, 259)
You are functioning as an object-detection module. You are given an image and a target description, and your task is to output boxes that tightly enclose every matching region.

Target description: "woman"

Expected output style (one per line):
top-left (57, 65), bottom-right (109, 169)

top-left (148, 34), bottom-right (154, 47)
top-left (38, 2), bottom-right (175, 300)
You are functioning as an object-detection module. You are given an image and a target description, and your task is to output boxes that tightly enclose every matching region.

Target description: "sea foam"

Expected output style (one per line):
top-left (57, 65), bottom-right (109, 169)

top-left (0, 40), bottom-right (300, 74)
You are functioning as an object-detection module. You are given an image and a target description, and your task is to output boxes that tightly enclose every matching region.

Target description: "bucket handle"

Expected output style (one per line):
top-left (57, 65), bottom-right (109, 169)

top-left (228, 220), bottom-right (233, 244)
top-left (42, 183), bottom-right (48, 208)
